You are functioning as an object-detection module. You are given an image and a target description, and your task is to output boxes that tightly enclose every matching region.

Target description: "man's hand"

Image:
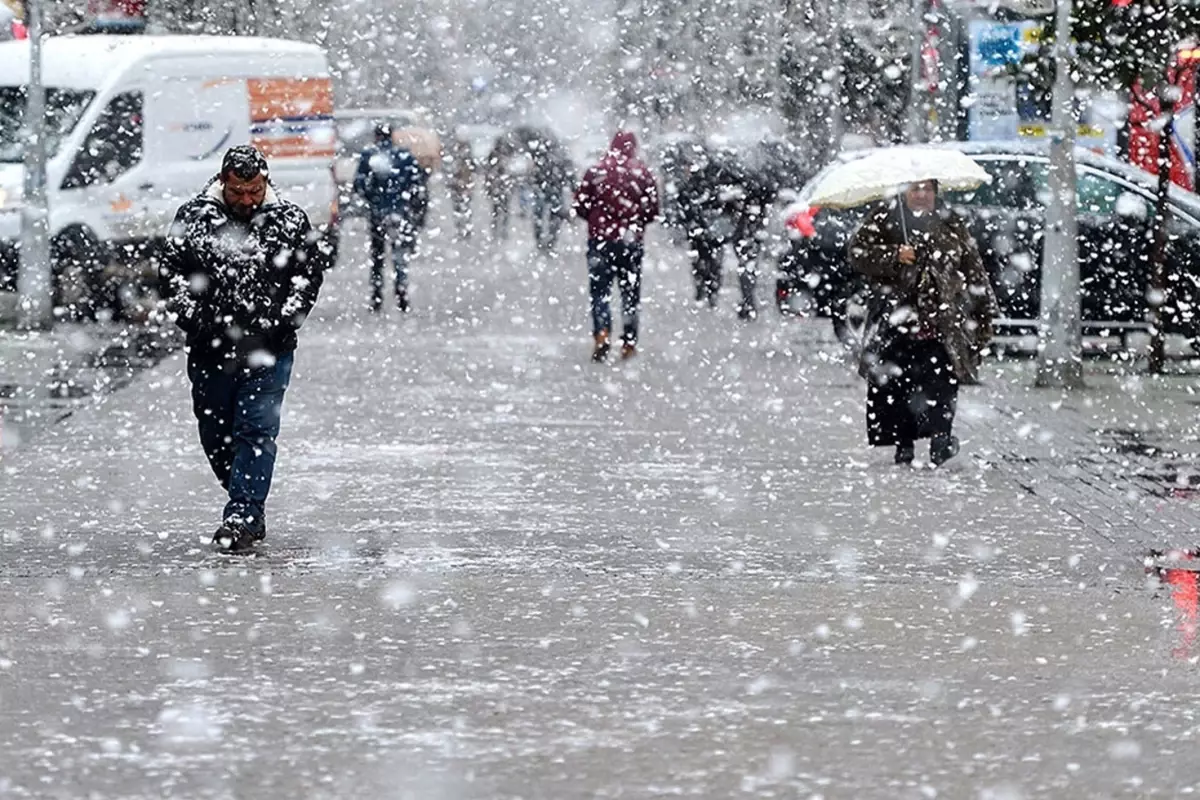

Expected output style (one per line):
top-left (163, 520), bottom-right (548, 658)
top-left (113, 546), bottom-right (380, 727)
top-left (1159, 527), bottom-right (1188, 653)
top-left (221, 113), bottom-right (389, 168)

top-left (898, 245), bottom-right (917, 265)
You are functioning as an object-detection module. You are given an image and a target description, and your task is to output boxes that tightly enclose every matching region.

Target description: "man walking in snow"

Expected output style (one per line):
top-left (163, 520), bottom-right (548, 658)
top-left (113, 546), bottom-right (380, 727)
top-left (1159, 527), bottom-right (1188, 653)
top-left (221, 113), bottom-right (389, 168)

top-left (160, 145), bottom-right (329, 552)
top-left (572, 131), bottom-right (660, 362)
top-left (353, 123), bottom-right (429, 312)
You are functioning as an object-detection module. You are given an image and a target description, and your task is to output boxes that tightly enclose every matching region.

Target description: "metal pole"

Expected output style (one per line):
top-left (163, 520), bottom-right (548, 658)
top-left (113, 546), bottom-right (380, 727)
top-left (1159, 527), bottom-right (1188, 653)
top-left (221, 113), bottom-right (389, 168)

top-left (1035, 0), bottom-right (1083, 388)
top-left (17, 0), bottom-right (52, 331)
top-left (905, 0), bottom-right (926, 142)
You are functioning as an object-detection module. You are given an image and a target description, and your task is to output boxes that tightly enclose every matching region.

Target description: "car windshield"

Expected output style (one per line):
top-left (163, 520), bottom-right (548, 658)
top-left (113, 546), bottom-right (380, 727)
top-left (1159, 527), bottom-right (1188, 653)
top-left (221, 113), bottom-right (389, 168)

top-left (0, 86), bottom-right (95, 163)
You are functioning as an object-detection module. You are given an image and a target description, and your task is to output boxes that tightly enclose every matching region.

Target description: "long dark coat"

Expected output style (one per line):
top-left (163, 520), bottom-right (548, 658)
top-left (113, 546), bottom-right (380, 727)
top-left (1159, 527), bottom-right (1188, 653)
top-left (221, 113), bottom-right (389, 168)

top-left (848, 202), bottom-right (998, 384)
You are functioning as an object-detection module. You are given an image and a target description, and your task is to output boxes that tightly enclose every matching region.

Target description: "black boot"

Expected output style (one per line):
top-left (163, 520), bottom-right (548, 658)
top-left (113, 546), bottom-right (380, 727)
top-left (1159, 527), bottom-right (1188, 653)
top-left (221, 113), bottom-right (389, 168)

top-left (895, 441), bottom-right (915, 465)
top-left (211, 515), bottom-right (265, 553)
top-left (930, 434), bottom-right (960, 466)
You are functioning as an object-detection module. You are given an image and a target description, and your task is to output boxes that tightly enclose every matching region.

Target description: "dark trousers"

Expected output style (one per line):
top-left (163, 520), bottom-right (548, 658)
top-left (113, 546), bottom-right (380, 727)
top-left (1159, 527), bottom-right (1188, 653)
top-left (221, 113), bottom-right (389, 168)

top-left (733, 236), bottom-right (759, 315)
top-left (369, 215), bottom-right (416, 310)
top-left (588, 240), bottom-right (643, 345)
top-left (532, 191), bottom-right (563, 252)
top-left (451, 188), bottom-right (473, 239)
top-left (490, 195), bottom-right (510, 241)
top-left (866, 338), bottom-right (958, 447)
top-left (187, 350), bottom-right (294, 530)
top-left (690, 236), bottom-right (722, 305)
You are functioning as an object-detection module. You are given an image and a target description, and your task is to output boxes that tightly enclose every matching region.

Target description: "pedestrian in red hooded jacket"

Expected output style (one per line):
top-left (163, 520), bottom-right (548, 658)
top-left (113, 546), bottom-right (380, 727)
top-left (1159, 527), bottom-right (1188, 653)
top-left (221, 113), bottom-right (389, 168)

top-left (572, 131), bottom-right (660, 362)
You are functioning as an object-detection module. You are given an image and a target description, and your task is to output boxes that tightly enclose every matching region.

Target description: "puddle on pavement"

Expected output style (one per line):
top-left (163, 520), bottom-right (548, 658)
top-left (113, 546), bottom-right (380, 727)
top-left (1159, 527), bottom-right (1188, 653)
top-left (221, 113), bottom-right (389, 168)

top-left (1146, 549), bottom-right (1200, 660)
top-left (1097, 428), bottom-right (1200, 500)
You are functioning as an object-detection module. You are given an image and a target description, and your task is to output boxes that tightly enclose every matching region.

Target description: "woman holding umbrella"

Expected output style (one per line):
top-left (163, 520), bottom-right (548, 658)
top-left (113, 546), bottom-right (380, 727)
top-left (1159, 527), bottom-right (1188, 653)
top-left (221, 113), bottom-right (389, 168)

top-left (847, 178), bottom-right (997, 466)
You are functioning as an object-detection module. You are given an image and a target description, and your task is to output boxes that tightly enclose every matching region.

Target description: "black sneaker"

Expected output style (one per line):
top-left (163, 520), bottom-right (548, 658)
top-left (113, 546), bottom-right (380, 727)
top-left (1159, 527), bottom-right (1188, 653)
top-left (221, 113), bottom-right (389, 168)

top-left (930, 434), bottom-right (960, 466)
top-left (895, 442), bottom-right (915, 465)
top-left (211, 520), bottom-right (259, 553)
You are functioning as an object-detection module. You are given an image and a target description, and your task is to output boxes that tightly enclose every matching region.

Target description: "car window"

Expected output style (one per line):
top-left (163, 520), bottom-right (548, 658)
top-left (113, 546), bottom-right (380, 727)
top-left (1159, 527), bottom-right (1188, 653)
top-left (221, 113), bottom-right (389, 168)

top-left (62, 91), bottom-right (143, 190)
top-left (945, 158), bottom-right (1044, 210)
top-left (1076, 169), bottom-right (1150, 217)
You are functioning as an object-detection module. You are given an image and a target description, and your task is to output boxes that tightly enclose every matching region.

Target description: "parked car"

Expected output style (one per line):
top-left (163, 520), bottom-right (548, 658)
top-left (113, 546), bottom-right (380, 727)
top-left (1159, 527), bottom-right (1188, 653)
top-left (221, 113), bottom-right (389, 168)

top-left (777, 140), bottom-right (1200, 348)
top-left (333, 107), bottom-right (429, 218)
top-left (0, 34), bottom-right (339, 321)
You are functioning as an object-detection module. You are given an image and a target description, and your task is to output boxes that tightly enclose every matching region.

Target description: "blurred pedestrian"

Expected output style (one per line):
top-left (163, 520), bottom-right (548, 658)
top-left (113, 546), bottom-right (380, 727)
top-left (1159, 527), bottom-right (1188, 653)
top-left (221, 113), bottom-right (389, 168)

top-left (572, 130), bottom-right (660, 362)
top-left (484, 139), bottom-right (515, 241)
top-left (675, 148), bottom-right (743, 310)
top-left (848, 180), bottom-right (997, 466)
top-left (353, 123), bottom-right (429, 312)
top-left (529, 137), bottom-right (574, 254)
top-left (444, 134), bottom-right (476, 240)
top-left (160, 145), bottom-right (329, 552)
top-left (728, 169), bottom-right (777, 321)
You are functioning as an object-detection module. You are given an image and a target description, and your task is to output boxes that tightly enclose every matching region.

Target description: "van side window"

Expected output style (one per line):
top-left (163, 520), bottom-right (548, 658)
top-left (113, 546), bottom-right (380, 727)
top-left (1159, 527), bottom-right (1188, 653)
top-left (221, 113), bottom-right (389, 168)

top-left (62, 92), bottom-right (144, 190)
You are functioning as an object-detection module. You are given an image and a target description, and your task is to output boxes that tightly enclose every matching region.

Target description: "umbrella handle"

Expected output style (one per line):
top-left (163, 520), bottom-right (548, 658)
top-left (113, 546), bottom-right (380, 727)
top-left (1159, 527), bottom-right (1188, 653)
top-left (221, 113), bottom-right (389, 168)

top-left (899, 201), bottom-right (909, 246)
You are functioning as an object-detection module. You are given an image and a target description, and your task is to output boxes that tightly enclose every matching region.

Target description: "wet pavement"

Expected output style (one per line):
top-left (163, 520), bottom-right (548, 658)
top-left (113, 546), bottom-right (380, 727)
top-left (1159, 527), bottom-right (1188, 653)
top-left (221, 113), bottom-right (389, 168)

top-left (0, 321), bottom-right (178, 451)
top-left (3, 209), bottom-right (1200, 797)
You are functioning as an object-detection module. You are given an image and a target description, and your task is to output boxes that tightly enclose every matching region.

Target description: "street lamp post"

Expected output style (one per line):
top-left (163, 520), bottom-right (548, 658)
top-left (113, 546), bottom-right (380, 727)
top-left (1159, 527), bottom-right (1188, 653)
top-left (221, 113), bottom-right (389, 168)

top-left (1035, 0), bottom-right (1084, 388)
top-left (16, 0), bottom-right (52, 331)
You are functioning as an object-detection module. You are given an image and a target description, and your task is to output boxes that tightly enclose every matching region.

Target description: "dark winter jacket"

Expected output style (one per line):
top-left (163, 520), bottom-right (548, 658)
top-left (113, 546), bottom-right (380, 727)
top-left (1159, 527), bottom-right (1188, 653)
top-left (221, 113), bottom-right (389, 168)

top-left (676, 155), bottom-right (750, 246)
top-left (160, 179), bottom-right (327, 361)
top-left (353, 142), bottom-right (429, 227)
top-left (530, 140), bottom-right (573, 211)
top-left (848, 201), bottom-right (998, 383)
top-left (572, 131), bottom-right (660, 242)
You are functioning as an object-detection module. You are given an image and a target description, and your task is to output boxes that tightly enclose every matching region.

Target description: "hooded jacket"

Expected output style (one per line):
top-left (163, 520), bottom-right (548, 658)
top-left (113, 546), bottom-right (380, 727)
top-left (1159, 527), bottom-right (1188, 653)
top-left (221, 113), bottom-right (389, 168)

top-left (159, 178), bottom-right (328, 361)
top-left (572, 131), bottom-right (660, 242)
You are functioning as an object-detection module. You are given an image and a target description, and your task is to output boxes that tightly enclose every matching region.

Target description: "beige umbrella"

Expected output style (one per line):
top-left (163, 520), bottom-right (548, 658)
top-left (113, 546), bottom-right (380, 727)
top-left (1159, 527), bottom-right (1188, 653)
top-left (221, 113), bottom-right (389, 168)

top-left (391, 126), bottom-right (441, 172)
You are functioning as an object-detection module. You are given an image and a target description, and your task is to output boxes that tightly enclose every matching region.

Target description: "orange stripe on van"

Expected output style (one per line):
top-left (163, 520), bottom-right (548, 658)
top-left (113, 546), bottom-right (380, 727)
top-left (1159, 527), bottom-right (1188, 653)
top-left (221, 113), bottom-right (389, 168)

top-left (252, 136), bottom-right (335, 159)
top-left (248, 78), bottom-right (334, 122)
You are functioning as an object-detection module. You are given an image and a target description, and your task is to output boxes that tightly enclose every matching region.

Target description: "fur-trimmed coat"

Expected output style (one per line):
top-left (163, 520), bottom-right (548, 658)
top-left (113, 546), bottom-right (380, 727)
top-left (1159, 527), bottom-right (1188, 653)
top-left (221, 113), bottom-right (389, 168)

top-left (160, 179), bottom-right (328, 360)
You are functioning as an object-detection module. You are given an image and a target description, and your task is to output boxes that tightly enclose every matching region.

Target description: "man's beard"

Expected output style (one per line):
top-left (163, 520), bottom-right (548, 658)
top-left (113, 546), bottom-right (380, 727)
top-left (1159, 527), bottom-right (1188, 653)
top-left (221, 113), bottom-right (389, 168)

top-left (228, 203), bottom-right (259, 221)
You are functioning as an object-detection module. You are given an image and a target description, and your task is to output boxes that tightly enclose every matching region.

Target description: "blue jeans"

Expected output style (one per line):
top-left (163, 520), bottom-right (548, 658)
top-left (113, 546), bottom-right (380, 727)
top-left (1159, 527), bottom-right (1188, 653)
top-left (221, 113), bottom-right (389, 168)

top-left (187, 350), bottom-right (294, 531)
top-left (588, 240), bottom-right (643, 345)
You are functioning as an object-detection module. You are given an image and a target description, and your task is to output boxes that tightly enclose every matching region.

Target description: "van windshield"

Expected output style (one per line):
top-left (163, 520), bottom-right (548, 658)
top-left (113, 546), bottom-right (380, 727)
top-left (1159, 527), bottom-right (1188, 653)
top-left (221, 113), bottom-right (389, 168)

top-left (0, 86), bottom-right (95, 163)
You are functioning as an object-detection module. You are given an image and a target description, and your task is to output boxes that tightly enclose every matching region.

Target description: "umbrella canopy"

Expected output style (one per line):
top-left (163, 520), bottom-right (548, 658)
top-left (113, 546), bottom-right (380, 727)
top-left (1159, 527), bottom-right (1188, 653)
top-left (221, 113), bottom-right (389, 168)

top-left (805, 146), bottom-right (992, 209)
top-left (391, 126), bottom-right (441, 172)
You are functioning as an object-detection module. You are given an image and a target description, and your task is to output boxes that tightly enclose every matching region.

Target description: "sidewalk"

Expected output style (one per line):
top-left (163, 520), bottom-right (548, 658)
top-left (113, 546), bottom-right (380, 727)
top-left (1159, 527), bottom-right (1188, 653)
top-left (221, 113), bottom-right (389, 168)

top-left (0, 318), bottom-right (178, 451)
top-left (1, 214), bottom-right (1200, 797)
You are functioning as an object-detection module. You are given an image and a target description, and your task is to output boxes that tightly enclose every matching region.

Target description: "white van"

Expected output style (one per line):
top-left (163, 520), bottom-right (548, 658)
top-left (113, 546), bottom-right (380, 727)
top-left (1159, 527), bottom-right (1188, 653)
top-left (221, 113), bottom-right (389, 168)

top-left (0, 34), bottom-right (338, 315)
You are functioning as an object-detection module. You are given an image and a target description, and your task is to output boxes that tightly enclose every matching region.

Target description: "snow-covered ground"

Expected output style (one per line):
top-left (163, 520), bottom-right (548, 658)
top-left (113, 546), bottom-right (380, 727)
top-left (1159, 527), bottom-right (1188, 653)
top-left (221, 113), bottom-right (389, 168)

top-left (1, 194), bottom-right (1200, 797)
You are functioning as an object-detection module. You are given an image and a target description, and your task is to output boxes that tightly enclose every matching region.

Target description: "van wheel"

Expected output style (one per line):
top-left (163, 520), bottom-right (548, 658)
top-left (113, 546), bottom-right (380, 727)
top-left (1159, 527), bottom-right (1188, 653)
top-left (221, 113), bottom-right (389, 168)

top-left (51, 228), bottom-right (107, 320)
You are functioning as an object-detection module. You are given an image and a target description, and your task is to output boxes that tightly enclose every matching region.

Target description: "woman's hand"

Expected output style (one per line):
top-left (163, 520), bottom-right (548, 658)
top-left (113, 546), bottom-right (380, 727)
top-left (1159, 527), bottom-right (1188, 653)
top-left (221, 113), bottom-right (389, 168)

top-left (898, 245), bottom-right (917, 265)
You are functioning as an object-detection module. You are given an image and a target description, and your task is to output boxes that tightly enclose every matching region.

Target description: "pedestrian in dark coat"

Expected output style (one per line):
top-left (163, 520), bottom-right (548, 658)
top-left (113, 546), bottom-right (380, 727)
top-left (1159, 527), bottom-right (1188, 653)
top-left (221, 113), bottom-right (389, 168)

top-left (444, 134), bottom-right (476, 240)
top-left (160, 145), bottom-right (328, 551)
top-left (848, 180), bottom-right (997, 466)
top-left (353, 123), bottom-right (429, 312)
top-left (675, 150), bottom-right (744, 309)
top-left (483, 139), bottom-right (516, 241)
top-left (727, 167), bottom-right (777, 321)
top-left (528, 137), bottom-right (574, 253)
top-left (572, 130), bottom-right (660, 362)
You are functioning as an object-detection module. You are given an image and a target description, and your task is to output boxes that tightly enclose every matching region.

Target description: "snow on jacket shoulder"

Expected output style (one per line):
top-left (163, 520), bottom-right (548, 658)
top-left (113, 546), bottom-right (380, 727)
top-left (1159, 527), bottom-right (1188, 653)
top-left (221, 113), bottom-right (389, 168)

top-left (573, 131), bottom-right (660, 242)
top-left (159, 179), bottom-right (326, 359)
